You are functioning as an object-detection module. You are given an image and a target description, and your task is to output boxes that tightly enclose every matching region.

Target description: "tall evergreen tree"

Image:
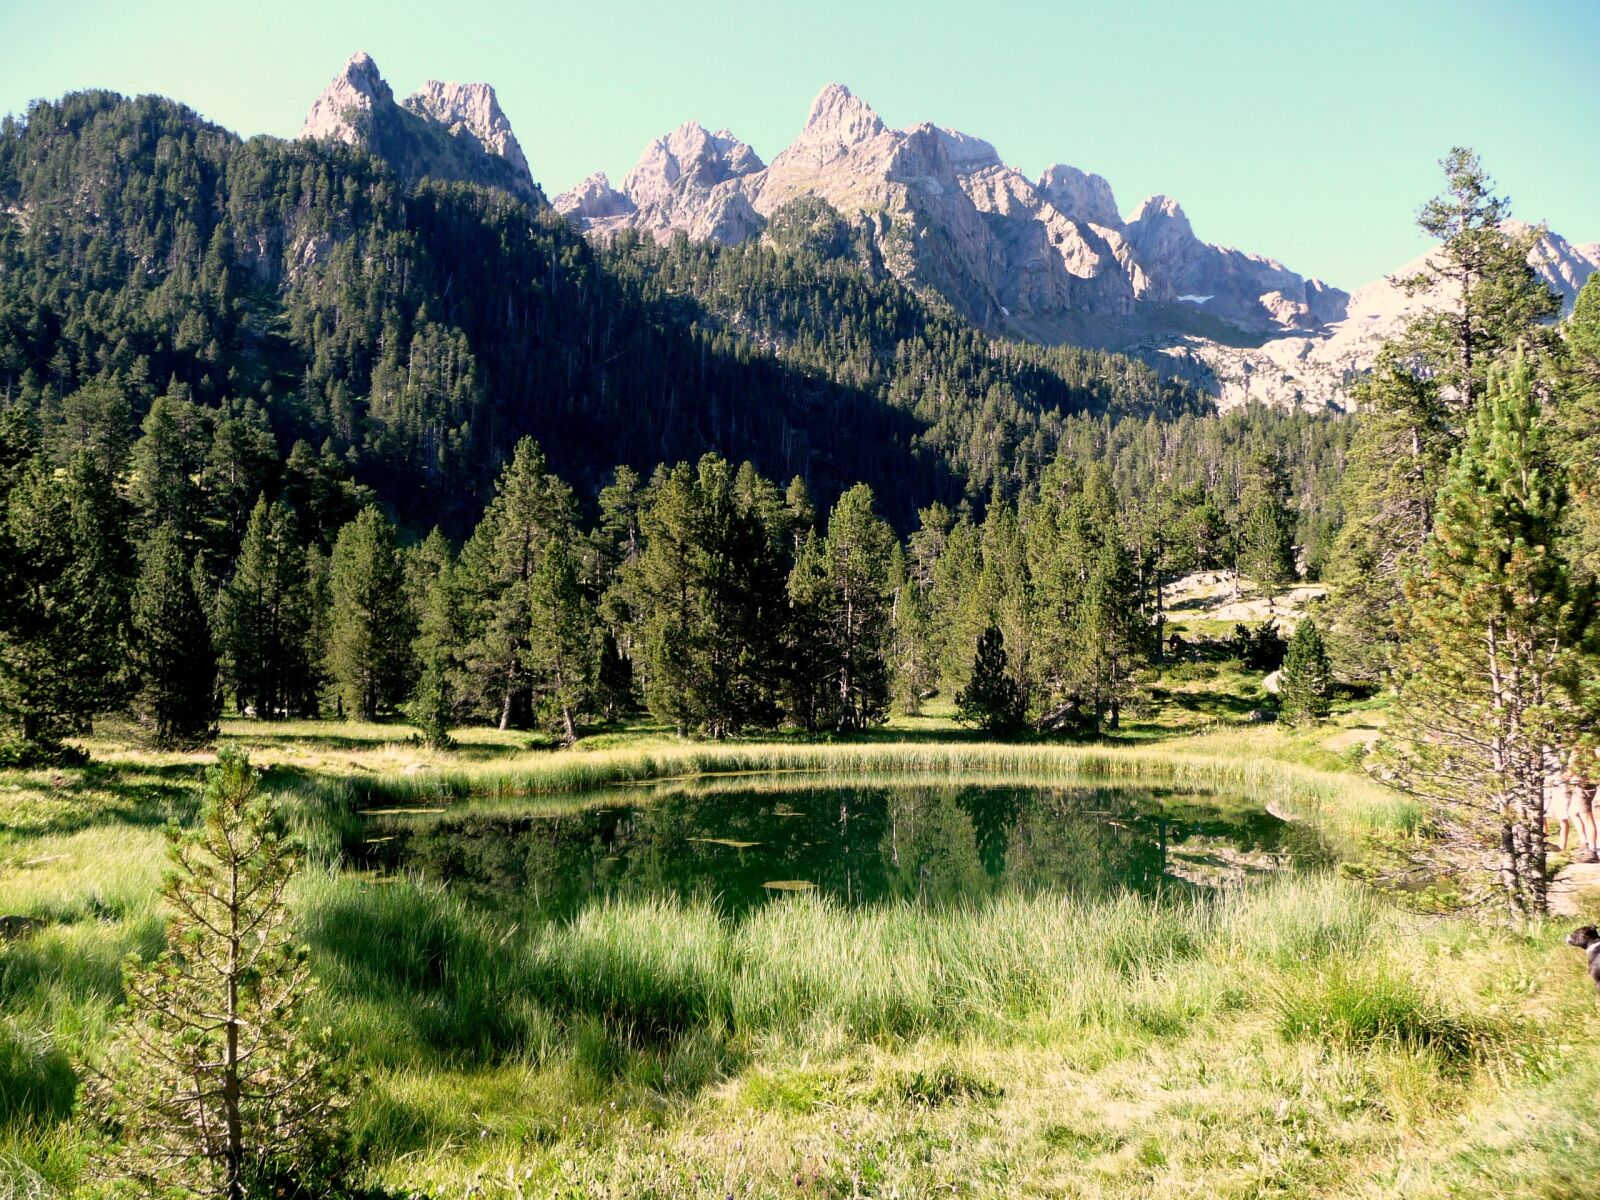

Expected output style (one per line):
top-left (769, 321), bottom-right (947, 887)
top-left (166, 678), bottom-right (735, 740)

top-left (1235, 464), bottom-right (1297, 600)
top-left (787, 484), bottom-right (895, 731)
top-left (625, 456), bottom-right (786, 737)
top-left (456, 438), bottom-right (575, 729)
top-left (1557, 275), bottom-right (1600, 577)
top-left (1384, 357), bottom-right (1592, 918)
top-left (327, 506), bottom-right (415, 721)
top-left (217, 498), bottom-right (316, 719)
top-left (525, 536), bottom-right (599, 744)
top-left (130, 525), bottom-right (219, 747)
top-left (888, 543), bottom-right (938, 716)
top-left (955, 625), bottom-right (1026, 736)
top-left (0, 452), bottom-right (131, 753)
top-left (1327, 149), bottom-right (1562, 675)
top-left (1278, 617), bottom-right (1334, 726)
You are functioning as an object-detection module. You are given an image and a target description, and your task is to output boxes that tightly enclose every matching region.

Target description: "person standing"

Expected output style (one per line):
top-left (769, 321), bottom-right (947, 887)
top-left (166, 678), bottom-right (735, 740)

top-left (1562, 744), bottom-right (1599, 864)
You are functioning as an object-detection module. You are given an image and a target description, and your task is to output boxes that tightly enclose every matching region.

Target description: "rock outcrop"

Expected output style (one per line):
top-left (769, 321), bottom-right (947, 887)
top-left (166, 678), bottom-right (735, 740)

top-left (554, 82), bottom-right (1596, 409)
top-left (403, 79), bottom-right (532, 181)
top-left (299, 52), bottom-right (543, 206)
top-left (555, 83), bottom-right (1350, 358)
top-left (299, 51), bottom-right (392, 146)
top-left (1157, 228), bottom-right (1600, 410)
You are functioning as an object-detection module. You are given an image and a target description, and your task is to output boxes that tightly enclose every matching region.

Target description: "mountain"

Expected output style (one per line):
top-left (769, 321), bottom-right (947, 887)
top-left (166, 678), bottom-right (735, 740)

top-left (555, 84), bottom-right (1350, 347)
top-left (0, 79), bottom-right (1208, 539)
top-left (1160, 226), bottom-right (1600, 409)
top-left (556, 83), bottom-right (1595, 411)
top-left (299, 52), bottom-right (544, 206)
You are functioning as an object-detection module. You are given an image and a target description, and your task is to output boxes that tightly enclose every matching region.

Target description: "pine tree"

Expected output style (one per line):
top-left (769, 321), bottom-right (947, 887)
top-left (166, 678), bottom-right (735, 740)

top-left (456, 438), bottom-right (575, 729)
top-left (217, 498), bottom-right (316, 719)
top-left (86, 751), bottom-right (350, 1197)
top-left (888, 543), bottom-right (937, 716)
top-left (625, 456), bottom-right (786, 737)
top-left (1235, 465), bottom-right (1296, 600)
top-left (1278, 617), bottom-right (1334, 725)
top-left (130, 392), bottom-right (209, 538)
top-left (955, 625), bottom-right (1026, 736)
top-left (1557, 275), bottom-right (1600, 576)
top-left (0, 452), bottom-right (131, 754)
top-left (525, 536), bottom-right (598, 744)
top-left (1384, 356), bottom-right (1592, 918)
top-left (327, 506), bottom-right (415, 721)
top-left (796, 484), bottom-right (895, 732)
top-left (1327, 149), bottom-right (1562, 674)
top-left (130, 525), bottom-right (219, 747)
top-left (1402, 148), bottom-right (1562, 410)
top-left (409, 658), bottom-right (454, 750)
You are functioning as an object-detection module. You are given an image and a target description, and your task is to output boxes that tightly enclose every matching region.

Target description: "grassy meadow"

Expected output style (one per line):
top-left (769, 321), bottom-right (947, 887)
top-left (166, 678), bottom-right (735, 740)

top-left (4, 672), bottom-right (1600, 1197)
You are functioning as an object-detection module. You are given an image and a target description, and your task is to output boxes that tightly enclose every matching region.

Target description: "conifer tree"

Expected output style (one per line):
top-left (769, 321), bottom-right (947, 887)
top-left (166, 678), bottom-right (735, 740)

top-left (130, 392), bottom-right (208, 538)
top-left (327, 506), bottom-right (415, 721)
top-left (456, 438), bottom-right (575, 729)
top-left (0, 452), bottom-right (131, 754)
top-left (409, 659), bottom-right (454, 751)
top-left (955, 625), bottom-right (1026, 736)
top-left (1558, 275), bottom-right (1600, 576)
top-left (130, 525), bottom-right (219, 747)
top-left (1235, 467), bottom-right (1296, 600)
top-left (626, 456), bottom-right (785, 737)
top-left (1278, 617), bottom-right (1334, 726)
top-left (86, 752), bottom-right (350, 1197)
top-left (888, 543), bottom-right (938, 716)
top-left (1384, 356), bottom-right (1592, 918)
top-left (525, 536), bottom-right (598, 744)
top-left (1327, 149), bottom-right (1562, 673)
top-left (217, 498), bottom-right (316, 719)
top-left (787, 484), bottom-right (895, 731)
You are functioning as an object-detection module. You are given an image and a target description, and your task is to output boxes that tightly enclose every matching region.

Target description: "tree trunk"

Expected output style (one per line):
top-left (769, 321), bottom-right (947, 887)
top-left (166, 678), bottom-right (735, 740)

top-left (498, 685), bottom-right (513, 732)
top-left (223, 855), bottom-right (245, 1200)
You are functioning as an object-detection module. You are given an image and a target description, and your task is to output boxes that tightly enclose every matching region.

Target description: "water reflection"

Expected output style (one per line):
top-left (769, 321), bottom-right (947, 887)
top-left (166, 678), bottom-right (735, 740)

top-left (352, 781), bottom-right (1324, 917)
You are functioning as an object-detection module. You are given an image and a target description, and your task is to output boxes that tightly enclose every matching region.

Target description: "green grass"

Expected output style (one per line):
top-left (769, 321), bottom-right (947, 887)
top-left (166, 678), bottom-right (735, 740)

top-left (6, 699), bottom-right (1600, 1198)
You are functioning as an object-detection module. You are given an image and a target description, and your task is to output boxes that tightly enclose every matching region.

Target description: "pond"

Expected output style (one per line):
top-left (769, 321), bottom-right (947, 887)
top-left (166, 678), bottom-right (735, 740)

top-left (351, 777), bottom-right (1327, 916)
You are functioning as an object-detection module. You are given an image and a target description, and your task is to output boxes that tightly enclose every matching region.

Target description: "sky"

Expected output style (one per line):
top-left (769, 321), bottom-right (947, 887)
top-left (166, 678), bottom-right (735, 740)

top-left (1, 0), bottom-right (1595, 289)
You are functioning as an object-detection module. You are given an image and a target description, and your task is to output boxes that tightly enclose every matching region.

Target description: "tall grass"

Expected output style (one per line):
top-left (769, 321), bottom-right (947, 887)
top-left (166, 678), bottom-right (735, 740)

top-left (292, 871), bottom-right (1474, 1064)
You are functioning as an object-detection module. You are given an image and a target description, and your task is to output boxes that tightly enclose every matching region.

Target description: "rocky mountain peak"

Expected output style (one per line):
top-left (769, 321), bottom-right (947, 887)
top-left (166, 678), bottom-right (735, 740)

top-left (800, 83), bottom-right (887, 147)
top-left (623, 122), bottom-right (764, 200)
top-left (299, 50), bottom-right (393, 143)
top-left (298, 52), bottom-right (543, 205)
top-left (553, 172), bottom-right (635, 222)
top-left (1128, 194), bottom-right (1191, 234)
top-left (403, 79), bottom-right (530, 181)
top-left (936, 128), bottom-right (1003, 175)
top-left (1037, 164), bottom-right (1120, 229)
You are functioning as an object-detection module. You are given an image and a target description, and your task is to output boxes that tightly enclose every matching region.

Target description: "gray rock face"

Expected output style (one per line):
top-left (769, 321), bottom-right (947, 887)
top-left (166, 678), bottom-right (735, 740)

top-left (552, 81), bottom-right (1594, 411)
top-left (299, 51), bottom-right (391, 146)
top-left (553, 172), bottom-right (635, 222)
top-left (557, 81), bottom-right (1349, 353)
top-left (1037, 164), bottom-right (1120, 229)
top-left (1158, 228), bottom-right (1599, 410)
top-left (404, 80), bottom-right (531, 180)
top-left (299, 52), bottom-right (542, 205)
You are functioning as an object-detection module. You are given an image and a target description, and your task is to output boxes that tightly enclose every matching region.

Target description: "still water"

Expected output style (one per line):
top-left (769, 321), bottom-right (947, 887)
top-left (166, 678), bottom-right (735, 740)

top-left (352, 778), bottom-right (1325, 916)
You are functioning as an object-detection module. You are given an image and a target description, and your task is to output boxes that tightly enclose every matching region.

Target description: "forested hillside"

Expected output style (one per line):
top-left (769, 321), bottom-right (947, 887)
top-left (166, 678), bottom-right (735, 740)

top-left (0, 90), bottom-right (1234, 535)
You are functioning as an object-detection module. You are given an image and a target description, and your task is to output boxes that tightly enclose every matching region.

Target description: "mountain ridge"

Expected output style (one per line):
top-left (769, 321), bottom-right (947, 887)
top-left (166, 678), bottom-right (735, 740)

top-left (552, 80), bottom-right (1595, 410)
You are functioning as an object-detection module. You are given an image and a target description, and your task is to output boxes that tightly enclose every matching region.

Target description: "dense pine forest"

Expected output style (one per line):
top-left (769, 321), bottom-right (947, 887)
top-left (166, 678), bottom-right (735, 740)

top-left (0, 88), bottom-right (1360, 757)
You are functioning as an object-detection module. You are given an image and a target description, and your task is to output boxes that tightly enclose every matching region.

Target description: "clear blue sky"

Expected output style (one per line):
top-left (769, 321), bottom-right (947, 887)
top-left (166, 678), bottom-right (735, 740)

top-left (2, 0), bottom-right (1595, 288)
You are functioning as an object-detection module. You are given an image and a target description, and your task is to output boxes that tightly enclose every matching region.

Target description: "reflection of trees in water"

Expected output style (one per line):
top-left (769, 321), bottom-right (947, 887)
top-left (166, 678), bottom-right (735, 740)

top-left (880, 790), bottom-right (990, 906)
top-left (359, 782), bottom-right (1323, 916)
